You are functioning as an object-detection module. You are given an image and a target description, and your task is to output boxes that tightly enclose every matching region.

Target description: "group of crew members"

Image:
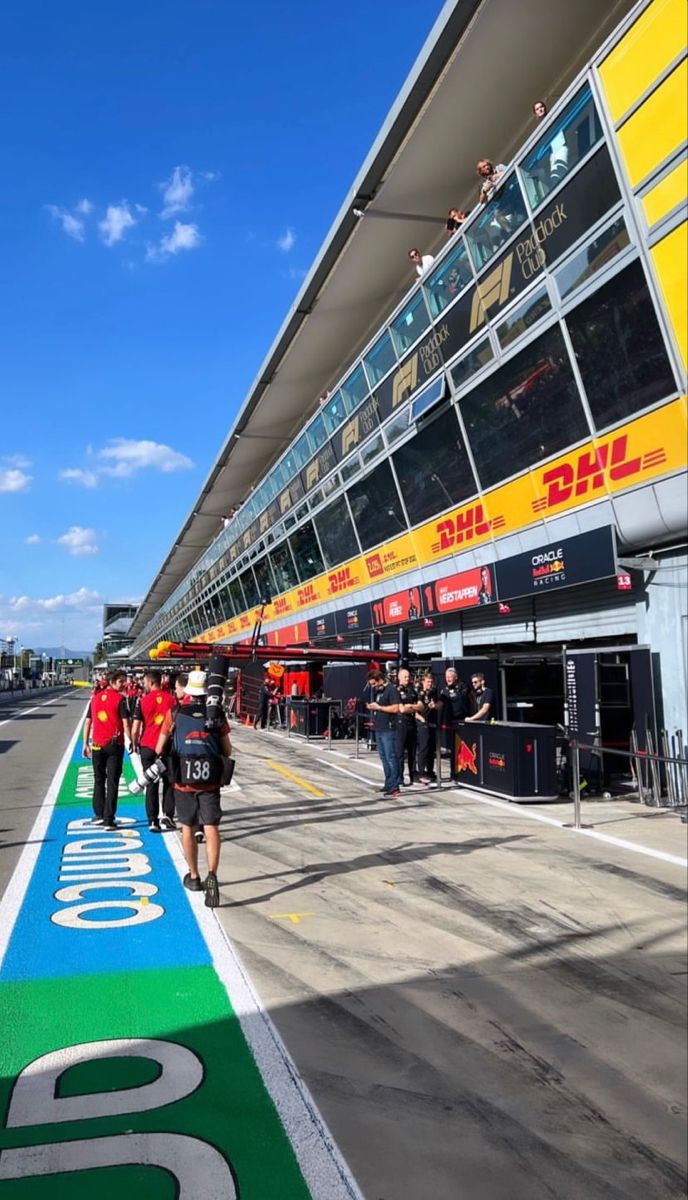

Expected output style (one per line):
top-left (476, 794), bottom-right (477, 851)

top-left (83, 667), bottom-right (231, 906)
top-left (367, 665), bottom-right (495, 797)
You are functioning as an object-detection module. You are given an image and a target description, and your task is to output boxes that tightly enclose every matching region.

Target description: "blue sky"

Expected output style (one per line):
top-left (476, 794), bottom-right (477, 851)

top-left (0, 0), bottom-right (443, 652)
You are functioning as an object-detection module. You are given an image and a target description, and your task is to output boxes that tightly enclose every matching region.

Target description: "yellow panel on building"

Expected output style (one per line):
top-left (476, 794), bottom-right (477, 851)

top-left (642, 157), bottom-right (688, 226)
top-left (616, 58), bottom-right (688, 187)
top-left (599, 0), bottom-right (687, 123)
top-left (651, 222), bottom-right (688, 368)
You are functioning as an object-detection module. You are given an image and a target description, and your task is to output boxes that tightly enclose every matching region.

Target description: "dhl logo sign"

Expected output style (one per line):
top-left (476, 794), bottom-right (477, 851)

top-left (431, 503), bottom-right (505, 554)
top-left (532, 433), bottom-right (667, 513)
top-left (327, 566), bottom-right (358, 594)
top-left (273, 596), bottom-right (292, 615)
top-left (297, 583), bottom-right (318, 606)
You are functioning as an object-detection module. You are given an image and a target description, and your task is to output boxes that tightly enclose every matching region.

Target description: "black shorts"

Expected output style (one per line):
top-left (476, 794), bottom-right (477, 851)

top-left (174, 789), bottom-right (222, 827)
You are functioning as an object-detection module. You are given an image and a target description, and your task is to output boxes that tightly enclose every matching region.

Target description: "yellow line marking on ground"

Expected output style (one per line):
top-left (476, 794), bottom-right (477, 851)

top-left (267, 759), bottom-right (326, 798)
top-left (269, 913), bottom-right (316, 925)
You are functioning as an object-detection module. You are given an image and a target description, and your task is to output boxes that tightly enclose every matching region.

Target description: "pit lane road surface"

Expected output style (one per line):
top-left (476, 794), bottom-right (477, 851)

top-left (0, 695), bottom-right (361, 1199)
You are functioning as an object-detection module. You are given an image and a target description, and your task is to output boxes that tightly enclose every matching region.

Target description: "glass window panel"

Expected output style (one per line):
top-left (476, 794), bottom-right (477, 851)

top-left (289, 520), bottom-right (325, 581)
top-left (347, 461), bottom-right (407, 550)
top-left (269, 542), bottom-right (299, 593)
top-left (239, 568), bottom-right (260, 609)
top-left (341, 364), bottom-right (368, 410)
top-left (360, 432), bottom-right (384, 468)
top-left (228, 577), bottom-right (246, 614)
top-left (555, 217), bottom-right (630, 299)
top-left (308, 487), bottom-right (324, 510)
top-left (410, 376), bottom-right (445, 423)
top-left (450, 338), bottom-right (494, 392)
top-left (364, 331), bottom-right (397, 386)
top-left (253, 557), bottom-right (275, 603)
top-left (322, 389), bottom-right (350, 436)
top-left (306, 412), bottom-right (327, 454)
top-left (466, 174), bottom-right (528, 271)
top-left (314, 495), bottom-right (360, 567)
top-left (497, 287), bottom-right (552, 349)
top-left (215, 585), bottom-right (232, 619)
top-left (461, 325), bottom-right (588, 489)
top-left (565, 259), bottom-right (676, 429)
top-left (384, 408), bottom-right (411, 445)
top-left (284, 511), bottom-right (297, 530)
top-left (292, 433), bottom-right (312, 470)
top-left (295, 502), bottom-right (309, 523)
top-left (322, 473), bottom-right (339, 498)
top-left (393, 406), bottom-right (478, 526)
top-left (340, 454), bottom-right (361, 482)
top-left (390, 292), bottom-right (431, 355)
top-left (424, 240), bottom-right (473, 319)
top-left (521, 85), bottom-right (602, 209)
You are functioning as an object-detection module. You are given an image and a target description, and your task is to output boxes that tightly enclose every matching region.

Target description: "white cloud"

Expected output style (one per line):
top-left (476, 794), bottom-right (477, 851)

top-left (98, 202), bottom-right (136, 246)
top-left (160, 166), bottom-right (194, 218)
top-left (59, 467), bottom-right (99, 489)
top-left (3, 454), bottom-right (32, 469)
top-left (99, 438), bottom-right (194, 477)
top-left (0, 586), bottom-right (104, 646)
top-left (277, 227), bottom-right (296, 252)
top-left (57, 526), bottom-right (99, 556)
top-left (0, 468), bottom-right (31, 493)
top-left (75, 198), bottom-right (93, 215)
top-left (46, 205), bottom-right (85, 241)
top-left (203, 170), bottom-right (220, 182)
top-left (146, 221), bottom-right (202, 263)
top-left (25, 533), bottom-right (41, 545)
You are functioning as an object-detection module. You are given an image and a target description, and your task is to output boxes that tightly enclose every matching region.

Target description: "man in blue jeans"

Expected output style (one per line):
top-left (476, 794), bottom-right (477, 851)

top-left (366, 669), bottom-right (401, 798)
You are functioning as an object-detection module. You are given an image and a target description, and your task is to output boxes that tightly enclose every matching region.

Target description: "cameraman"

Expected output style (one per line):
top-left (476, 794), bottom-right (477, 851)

top-left (156, 669), bottom-right (232, 906)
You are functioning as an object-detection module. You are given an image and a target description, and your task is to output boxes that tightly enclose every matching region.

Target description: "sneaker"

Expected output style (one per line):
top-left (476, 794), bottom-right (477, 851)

top-left (149, 821), bottom-right (161, 833)
top-left (384, 789), bottom-right (402, 799)
top-left (418, 775), bottom-right (432, 785)
top-left (204, 871), bottom-right (220, 908)
top-left (92, 817), bottom-right (105, 826)
top-left (183, 873), bottom-right (203, 892)
top-left (194, 830), bottom-right (205, 844)
top-left (104, 821), bottom-right (119, 831)
top-left (161, 816), bottom-right (177, 830)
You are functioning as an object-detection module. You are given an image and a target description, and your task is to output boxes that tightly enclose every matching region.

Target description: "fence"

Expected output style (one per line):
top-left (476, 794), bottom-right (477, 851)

top-left (569, 736), bottom-right (688, 830)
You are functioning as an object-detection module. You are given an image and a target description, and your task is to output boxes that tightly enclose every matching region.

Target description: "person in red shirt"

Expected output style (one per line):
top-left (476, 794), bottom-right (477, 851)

top-left (82, 671), bottom-right (132, 830)
top-left (131, 669), bottom-right (177, 832)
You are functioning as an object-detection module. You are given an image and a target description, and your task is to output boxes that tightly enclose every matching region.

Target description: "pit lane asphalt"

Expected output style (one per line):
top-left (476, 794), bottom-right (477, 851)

top-left (1, 694), bottom-right (686, 1200)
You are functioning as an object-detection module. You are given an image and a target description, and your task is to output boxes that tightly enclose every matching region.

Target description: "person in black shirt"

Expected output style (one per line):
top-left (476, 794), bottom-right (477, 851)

top-left (395, 667), bottom-right (422, 785)
top-left (477, 566), bottom-right (493, 605)
top-left (416, 670), bottom-right (439, 783)
top-left (466, 672), bottom-right (496, 722)
top-left (439, 666), bottom-right (470, 779)
top-left (366, 669), bottom-right (401, 797)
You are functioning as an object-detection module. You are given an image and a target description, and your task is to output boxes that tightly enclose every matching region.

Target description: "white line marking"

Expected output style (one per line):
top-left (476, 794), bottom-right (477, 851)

top-left (453, 787), bottom-right (688, 869)
top-left (315, 758), bottom-right (383, 788)
top-left (0, 702), bottom-right (89, 970)
top-left (0, 694), bottom-right (69, 730)
top-left (161, 829), bottom-right (364, 1200)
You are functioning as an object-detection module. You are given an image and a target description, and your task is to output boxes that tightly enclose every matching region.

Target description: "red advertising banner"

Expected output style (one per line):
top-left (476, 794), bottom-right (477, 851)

top-left (372, 586), bottom-right (423, 627)
top-left (423, 565), bottom-right (495, 614)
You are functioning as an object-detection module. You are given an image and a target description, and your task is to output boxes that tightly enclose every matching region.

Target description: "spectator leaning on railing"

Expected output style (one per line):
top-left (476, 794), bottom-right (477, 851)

top-left (476, 159), bottom-right (507, 204)
top-left (408, 247), bottom-right (435, 277)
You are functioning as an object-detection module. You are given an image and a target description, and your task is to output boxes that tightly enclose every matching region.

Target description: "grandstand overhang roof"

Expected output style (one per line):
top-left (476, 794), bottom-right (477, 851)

top-left (130, 0), bottom-right (634, 639)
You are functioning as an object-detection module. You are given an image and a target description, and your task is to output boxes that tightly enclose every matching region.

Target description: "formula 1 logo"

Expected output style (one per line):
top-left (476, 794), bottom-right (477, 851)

top-left (469, 254), bottom-right (513, 333)
top-left (392, 356), bottom-right (418, 409)
top-left (455, 737), bottom-right (479, 776)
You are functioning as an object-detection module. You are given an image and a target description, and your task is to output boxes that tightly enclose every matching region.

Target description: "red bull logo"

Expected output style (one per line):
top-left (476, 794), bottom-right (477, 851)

top-left (455, 737), bottom-right (478, 776)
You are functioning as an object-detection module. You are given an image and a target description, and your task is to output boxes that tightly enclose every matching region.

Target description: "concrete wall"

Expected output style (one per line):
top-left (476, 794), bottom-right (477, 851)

top-left (635, 551), bottom-right (688, 734)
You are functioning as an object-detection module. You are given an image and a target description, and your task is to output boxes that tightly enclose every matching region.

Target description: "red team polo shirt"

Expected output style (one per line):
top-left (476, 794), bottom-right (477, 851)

top-left (137, 688), bottom-right (176, 750)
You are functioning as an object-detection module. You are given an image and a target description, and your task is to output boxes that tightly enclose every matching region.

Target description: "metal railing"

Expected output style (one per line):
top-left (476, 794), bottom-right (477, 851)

top-left (568, 735), bottom-right (688, 830)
